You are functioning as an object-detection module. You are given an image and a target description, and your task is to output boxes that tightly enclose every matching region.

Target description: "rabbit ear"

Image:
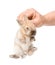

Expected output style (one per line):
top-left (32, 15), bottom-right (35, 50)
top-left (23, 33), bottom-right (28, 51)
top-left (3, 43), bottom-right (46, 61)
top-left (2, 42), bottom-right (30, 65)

top-left (17, 15), bottom-right (29, 25)
top-left (23, 15), bottom-right (28, 22)
top-left (16, 19), bottom-right (23, 25)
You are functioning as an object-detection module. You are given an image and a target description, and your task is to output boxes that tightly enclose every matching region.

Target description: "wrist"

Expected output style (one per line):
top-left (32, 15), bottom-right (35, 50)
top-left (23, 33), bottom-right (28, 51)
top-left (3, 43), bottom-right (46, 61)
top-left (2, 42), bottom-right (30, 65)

top-left (43, 14), bottom-right (50, 25)
top-left (39, 16), bottom-right (48, 26)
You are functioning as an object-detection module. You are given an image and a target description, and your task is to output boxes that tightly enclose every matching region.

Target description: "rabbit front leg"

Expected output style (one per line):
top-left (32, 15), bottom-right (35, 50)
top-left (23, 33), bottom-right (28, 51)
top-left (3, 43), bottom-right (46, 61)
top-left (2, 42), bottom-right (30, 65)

top-left (28, 44), bottom-right (37, 56)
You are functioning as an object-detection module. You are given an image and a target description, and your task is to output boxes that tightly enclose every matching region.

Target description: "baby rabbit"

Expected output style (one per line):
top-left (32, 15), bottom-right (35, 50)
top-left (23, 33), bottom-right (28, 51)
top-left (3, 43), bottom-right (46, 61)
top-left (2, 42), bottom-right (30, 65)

top-left (9, 16), bottom-right (37, 59)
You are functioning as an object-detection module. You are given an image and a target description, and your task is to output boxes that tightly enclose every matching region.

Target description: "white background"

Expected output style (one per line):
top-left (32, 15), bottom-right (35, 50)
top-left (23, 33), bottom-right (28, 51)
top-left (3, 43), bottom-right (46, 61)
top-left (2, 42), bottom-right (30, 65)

top-left (0, 0), bottom-right (55, 65)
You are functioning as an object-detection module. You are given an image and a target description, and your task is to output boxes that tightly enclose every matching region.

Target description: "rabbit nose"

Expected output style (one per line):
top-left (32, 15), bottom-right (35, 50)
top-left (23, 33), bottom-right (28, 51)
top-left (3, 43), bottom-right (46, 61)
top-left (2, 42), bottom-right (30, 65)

top-left (31, 30), bottom-right (36, 35)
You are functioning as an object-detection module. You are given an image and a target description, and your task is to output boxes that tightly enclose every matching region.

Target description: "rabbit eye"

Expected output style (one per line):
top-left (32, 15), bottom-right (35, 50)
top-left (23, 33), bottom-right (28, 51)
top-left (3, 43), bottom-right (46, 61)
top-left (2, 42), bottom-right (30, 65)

top-left (26, 26), bottom-right (29, 30)
top-left (26, 27), bottom-right (29, 30)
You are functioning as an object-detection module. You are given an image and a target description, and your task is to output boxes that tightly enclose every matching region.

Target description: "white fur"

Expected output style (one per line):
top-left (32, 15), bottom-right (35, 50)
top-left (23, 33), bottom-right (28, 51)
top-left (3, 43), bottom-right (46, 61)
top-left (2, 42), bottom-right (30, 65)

top-left (13, 30), bottom-right (32, 57)
top-left (9, 16), bottom-right (37, 58)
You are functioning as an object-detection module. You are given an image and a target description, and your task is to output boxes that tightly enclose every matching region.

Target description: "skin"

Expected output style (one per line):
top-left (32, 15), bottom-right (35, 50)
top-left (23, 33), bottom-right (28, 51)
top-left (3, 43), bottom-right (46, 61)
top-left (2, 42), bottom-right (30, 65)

top-left (17, 8), bottom-right (55, 27)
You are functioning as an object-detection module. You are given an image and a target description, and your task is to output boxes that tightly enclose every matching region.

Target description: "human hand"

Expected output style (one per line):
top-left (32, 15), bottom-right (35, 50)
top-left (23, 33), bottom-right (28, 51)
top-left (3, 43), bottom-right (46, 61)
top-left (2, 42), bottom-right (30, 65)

top-left (17, 8), bottom-right (46, 27)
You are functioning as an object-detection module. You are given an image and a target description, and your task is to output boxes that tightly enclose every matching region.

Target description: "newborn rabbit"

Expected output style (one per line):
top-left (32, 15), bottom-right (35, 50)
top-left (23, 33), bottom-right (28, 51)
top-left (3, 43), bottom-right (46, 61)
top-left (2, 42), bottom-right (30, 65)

top-left (9, 16), bottom-right (37, 59)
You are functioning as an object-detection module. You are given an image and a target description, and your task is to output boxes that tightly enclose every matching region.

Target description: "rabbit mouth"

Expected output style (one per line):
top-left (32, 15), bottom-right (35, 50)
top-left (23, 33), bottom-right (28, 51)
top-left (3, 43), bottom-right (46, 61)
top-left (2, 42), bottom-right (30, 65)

top-left (30, 36), bottom-right (35, 41)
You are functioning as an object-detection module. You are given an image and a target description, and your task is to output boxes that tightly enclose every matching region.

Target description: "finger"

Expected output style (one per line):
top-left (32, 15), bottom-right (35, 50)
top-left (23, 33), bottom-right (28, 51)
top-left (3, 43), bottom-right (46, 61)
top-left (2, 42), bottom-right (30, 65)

top-left (30, 13), bottom-right (41, 26)
top-left (17, 8), bottom-right (36, 20)
top-left (23, 8), bottom-right (36, 17)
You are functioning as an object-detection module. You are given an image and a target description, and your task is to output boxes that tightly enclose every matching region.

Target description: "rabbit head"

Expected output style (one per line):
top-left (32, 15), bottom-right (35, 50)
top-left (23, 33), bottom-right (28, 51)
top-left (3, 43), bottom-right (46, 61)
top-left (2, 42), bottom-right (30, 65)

top-left (17, 16), bottom-right (36, 38)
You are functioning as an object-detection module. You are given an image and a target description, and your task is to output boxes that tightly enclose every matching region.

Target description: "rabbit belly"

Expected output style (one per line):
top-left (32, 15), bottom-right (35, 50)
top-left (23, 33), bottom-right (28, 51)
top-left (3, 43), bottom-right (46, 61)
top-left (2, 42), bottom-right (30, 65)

top-left (14, 37), bottom-right (31, 55)
top-left (14, 43), bottom-right (24, 56)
